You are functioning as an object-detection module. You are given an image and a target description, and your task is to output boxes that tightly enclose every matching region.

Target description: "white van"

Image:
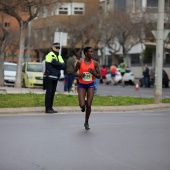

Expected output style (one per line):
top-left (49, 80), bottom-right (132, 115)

top-left (4, 62), bottom-right (17, 86)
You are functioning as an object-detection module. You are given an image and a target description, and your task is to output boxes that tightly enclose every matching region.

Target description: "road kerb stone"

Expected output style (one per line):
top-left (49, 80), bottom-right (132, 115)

top-left (0, 103), bottom-right (170, 115)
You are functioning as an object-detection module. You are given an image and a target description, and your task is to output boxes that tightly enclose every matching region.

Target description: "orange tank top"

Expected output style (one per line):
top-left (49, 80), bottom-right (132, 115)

top-left (78, 59), bottom-right (95, 84)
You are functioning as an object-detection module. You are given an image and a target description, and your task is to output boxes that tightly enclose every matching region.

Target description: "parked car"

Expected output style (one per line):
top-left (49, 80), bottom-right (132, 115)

top-left (22, 62), bottom-right (43, 88)
top-left (4, 62), bottom-right (17, 86)
top-left (139, 69), bottom-right (169, 88)
top-left (106, 68), bottom-right (135, 85)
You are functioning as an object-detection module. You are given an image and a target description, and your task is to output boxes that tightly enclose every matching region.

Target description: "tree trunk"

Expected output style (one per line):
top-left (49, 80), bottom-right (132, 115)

top-left (126, 54), bottom-right (131, 68)
top-left (0, 52), bottom-right (5, 86)
top-left (99, 48), bottom-right (104, 66)
top-left (0, 37), bottom-right (7, 86)
top-left (15, 23), bottom-right (26, 88)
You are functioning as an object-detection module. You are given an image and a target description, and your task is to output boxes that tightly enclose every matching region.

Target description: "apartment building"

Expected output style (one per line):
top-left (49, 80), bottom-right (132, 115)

top-left (100, 0), bottom-right (170, 79)
top-left (102, 0), bottom-right (167, 13)
top-left (30, 0), bottom-right (100, 60)
top-left (1, 0), bottom-right (100, 62)
top-left (0, 11), bottom-right (30, 62)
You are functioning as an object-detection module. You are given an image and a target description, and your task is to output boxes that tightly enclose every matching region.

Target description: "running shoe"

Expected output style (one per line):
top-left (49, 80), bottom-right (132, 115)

top-left (81, 107), bottom-right (85, 112)
top-left (84, 122), bottom-right (90, 130)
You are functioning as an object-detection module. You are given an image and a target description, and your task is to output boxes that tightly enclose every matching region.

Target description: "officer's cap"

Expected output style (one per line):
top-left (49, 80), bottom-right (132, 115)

top-left (53, 42), bottom-right (60, 48)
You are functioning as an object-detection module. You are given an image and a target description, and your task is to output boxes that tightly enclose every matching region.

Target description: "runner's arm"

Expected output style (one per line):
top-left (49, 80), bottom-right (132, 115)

top-left (88, 61), bottom-right (101, 79)
top-left (73, 60), bottom-right (85, 77)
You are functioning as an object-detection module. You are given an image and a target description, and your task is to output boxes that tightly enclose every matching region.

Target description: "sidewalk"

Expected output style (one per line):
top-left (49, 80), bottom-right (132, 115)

top-left (0, 86), bottom-right (46, 94)
top-left (0, 87), bottom-right (170, 115)
top-left (0, 104), bottom-right (170, 115)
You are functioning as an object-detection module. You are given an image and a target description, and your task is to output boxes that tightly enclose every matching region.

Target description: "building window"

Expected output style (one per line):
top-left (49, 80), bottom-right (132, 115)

top-left (143, 56), bottom-right (152, 65)
top-left (4, 22), bottom-right (10, 28)
top-left (57, 3), bottom-right (69, 15)
top-left (132, 0), bottom-right (142, 12)
top-left (54, 2), bottom-right (84, 15)
top-left (72, 3), bottom-right (84, 15)
top-left (59, 7), bottom-right (68, 14)
top-left (74, 7), bottom-right (83, 14)
top-left (147, 0), bottom-right (158, 12)
top-left (144, 47), bottom-right (152, 65)
top-left (164, 53), bottom-right (170, 66)
top-left (147, 0), bottom-right (158, 7)
top-left (115, 0), bottom-right (126, 12)
top-left (131, 54), bottom-right (140, 66)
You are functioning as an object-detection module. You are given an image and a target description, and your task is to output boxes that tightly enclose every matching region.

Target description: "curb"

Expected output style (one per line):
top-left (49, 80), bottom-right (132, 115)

top-left (0, 104), bottom-right (170, 115)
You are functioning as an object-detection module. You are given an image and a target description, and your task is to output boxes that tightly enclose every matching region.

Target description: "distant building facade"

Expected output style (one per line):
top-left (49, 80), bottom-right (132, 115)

top-left (0, 11), bottom-right (37, 62)
top-left (100, 0), bottom-right (170, 79)
top-left (30, 0), bottom-right (100, 60)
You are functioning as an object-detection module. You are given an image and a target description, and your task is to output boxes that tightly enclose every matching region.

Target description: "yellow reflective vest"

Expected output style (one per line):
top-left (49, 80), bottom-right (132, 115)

top-left (46, 51), bottom-right (64, 63)
top-left (44, 51), bottom-right (65, 80)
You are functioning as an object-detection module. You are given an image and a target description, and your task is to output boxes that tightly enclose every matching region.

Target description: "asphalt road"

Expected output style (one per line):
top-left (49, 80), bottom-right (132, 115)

top-left (0, 109), bottom-right (170, 170)
top-left (57, 81), bottom-right (170, 98)
top-left (1, 81), bottom-right (170, 99)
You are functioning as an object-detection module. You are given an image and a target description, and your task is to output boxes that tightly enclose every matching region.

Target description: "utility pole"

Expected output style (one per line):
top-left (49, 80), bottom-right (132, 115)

top-left (154, 0), bottom-right (165, 103)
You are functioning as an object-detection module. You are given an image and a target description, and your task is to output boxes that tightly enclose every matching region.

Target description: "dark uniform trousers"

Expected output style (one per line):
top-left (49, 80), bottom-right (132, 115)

top-left (45, 78), bottom-right (58, 111)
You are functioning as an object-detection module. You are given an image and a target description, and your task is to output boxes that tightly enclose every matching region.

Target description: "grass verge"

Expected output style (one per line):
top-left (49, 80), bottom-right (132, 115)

top-left (0, 93), bottom-right (170, 108)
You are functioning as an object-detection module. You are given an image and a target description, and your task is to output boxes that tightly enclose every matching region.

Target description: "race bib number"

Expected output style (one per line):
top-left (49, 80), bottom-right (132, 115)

top-left (82, 72), bottom-right (92, 81)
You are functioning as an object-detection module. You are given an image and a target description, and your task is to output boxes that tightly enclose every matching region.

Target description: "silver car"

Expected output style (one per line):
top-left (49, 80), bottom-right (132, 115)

top-left (4, 62), bottom-right (17, 86)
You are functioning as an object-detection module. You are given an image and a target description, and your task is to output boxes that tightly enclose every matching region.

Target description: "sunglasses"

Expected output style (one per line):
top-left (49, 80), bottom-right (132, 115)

top-left (55, 46), bottom-right (60, 49)
top-left (88, 50), bottom-right (94, 53)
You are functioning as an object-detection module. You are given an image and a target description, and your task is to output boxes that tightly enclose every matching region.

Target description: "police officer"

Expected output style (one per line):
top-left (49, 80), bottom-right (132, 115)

top-left (44, 42), bottom-right (65, 113)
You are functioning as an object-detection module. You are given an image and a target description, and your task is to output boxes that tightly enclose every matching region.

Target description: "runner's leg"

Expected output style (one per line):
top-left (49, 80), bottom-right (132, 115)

top-left (78, 87), bottom-right (86, 112)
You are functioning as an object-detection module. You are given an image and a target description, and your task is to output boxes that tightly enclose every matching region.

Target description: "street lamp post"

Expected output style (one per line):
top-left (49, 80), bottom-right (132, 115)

top-left (154, 0), bottom-right (165, 103)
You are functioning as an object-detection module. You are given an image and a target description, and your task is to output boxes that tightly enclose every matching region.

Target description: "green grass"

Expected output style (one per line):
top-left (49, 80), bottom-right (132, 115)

top-left (0, 93), bottom-right (170, 108)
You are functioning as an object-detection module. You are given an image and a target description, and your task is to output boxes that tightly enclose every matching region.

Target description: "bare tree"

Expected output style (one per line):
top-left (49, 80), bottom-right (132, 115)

top-left (5, 30), bottom-right (20, 62)
top-left (132, 7), bottom-right (160, 70)
top-left (111, 11), bottom-right (142, 67)
top-left (98, 10), bottom-right (121, 64)
top-left (79, 9), bottom-right (141, 66)
top-left (0, 0), bottom-right (46, 87)
top-left (87, 10), bottom-right (142, 67)
top-left (0, 13), bottom-right (9, 86)
top-left (0, 0), bottom-right (65, 88)
top-left (65, 17), bottom-right (87, 55)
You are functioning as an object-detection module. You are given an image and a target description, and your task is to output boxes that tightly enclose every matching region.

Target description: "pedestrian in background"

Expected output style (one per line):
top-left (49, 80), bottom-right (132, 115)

top-left (72, 56), bottom-right (79, 93)
top-left (143, 64), bottom-right (150, 88)
top-left (94, 58), bottom-right (100, 94)
top-left (42, 55), bottom-right (46, 90)
top-left (74, 47), bottom-right (101, 130)
top-left (118, 59), bottom-right (127, 87)
top-left (44, 42), bottom-right (65, 114)
top-left (64, 53), bottom-right (77, 92)
top-left (110, 63), bottom-right (117, 85)
top-left (100, 65), bottom-right (107, 84)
